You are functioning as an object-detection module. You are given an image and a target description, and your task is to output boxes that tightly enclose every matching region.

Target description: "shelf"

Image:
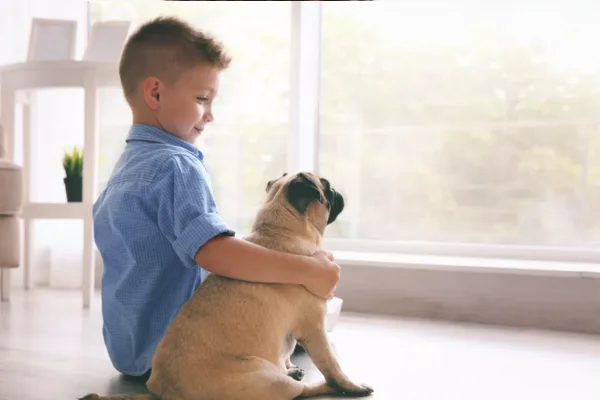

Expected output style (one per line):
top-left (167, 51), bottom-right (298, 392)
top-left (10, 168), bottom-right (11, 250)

top-left (22, 202), bottom-right (86, 219)
top-left (0, 60), bottom-right (109, 309)
top-left (0, 60), bottom-right (120, 91)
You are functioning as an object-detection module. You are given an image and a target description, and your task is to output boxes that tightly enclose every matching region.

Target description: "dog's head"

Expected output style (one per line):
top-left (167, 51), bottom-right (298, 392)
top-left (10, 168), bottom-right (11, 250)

top-left (265, 172), bottom-right (345, 229)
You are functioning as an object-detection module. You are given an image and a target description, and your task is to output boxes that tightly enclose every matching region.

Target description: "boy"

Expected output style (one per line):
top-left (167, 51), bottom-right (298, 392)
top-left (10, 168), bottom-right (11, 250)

top-left (92, 16), bottom-right (341, 379)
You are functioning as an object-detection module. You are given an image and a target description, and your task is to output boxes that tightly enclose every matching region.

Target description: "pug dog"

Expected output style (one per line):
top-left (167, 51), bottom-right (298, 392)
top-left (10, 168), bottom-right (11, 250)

top-left (81, 172), bottom-right (373, 400)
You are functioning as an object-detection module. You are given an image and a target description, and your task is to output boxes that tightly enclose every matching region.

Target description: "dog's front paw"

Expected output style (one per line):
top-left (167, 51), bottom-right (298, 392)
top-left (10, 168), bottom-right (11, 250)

top-left (287, 367), bottom-right (305, 381)
top-left (331, 381), bottom-right (374, 397)
top-left (342, 383), bottom-right (374, 397)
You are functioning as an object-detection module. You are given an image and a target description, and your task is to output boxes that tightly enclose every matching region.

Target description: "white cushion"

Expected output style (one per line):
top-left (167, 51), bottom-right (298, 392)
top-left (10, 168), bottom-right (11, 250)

top-left (0, 215), bottom-right (19, 267)
top-left (0, 159), bottom-right (22, 215)
top-left (0, 124), bottom-right (5, 158)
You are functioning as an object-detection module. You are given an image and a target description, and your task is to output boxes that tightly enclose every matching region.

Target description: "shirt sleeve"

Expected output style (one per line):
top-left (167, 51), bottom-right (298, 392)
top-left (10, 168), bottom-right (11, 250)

top-left (148, 153), bottom-right (235, 269)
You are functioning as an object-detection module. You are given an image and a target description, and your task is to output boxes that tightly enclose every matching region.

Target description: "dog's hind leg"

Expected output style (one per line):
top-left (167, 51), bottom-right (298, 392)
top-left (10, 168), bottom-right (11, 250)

top-left (296, 324), bottom-right (373, 398)
top-left (208, 357), bottom-right (305, 400)
top-left (227, 371), bottom-right (305, 400)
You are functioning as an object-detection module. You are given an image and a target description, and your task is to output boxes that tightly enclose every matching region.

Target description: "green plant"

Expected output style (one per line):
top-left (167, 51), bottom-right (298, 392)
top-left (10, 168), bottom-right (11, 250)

top-left (62, 146), bottom-right (83, 178)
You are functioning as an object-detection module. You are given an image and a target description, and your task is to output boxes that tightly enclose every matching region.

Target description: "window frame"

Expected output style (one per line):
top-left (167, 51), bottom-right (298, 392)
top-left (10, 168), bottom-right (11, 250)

top-left (289, 1), bottom-right (600, 264)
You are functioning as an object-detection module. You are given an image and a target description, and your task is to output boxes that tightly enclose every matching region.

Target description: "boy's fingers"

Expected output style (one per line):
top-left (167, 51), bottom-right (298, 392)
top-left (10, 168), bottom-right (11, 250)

top-left (325, 251), bottom-right (334, 261)
top-left (328, 285), bottom-right (337, 299)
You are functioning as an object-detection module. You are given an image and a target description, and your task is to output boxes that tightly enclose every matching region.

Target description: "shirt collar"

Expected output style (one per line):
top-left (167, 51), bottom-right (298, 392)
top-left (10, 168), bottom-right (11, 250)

top-left (125, 123), bottom-right (204, 161)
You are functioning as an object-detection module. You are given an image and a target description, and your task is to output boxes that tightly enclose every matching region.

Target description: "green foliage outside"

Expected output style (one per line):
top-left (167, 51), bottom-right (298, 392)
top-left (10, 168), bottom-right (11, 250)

top-left (318, 3), bottom-right (600, 246)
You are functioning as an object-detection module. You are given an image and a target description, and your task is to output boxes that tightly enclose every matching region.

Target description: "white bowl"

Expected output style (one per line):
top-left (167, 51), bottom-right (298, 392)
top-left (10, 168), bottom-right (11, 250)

top-left (325, 296), bottom-right (343, 332)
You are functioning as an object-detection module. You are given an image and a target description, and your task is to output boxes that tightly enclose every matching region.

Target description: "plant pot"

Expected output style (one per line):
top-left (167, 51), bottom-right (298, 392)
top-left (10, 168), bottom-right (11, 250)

top-left (64, 175), bottom-right (82, 202)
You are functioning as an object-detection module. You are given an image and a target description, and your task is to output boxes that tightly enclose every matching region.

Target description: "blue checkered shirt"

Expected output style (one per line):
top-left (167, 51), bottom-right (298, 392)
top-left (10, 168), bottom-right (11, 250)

top-left (93, 124), bottom-right (235, 376)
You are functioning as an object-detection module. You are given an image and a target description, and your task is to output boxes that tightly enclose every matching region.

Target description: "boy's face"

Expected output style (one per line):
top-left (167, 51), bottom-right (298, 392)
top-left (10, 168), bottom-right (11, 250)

top-left (144, 63), bottom-right (221, 144)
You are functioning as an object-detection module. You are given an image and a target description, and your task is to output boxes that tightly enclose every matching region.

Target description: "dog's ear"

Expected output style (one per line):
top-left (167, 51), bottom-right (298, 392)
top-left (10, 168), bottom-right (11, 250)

top-left (266, 172), bottom-right (288, 192)
top-left (266, 180), bottom-right (274, 192)
top-left (327, 189), bottom-right (344, 224)
top-left (320, 178), bottom-right (345, 224)
top-left (286, 173), bottom-right (324, 216)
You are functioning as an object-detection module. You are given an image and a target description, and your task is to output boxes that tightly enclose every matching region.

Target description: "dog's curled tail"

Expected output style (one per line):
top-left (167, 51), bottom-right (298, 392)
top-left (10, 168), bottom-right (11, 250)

top-left (79, 394), bottom-right (159, 400)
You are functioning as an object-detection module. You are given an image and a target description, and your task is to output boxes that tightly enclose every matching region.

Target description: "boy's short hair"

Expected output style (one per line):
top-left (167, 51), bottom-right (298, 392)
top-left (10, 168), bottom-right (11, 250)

top-left (119, 16), bottom-right (231, 104)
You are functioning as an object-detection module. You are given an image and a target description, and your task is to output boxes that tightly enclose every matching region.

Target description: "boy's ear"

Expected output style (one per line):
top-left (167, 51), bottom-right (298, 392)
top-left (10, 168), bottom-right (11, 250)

top-left (142, 77), bottom-right (161, 110)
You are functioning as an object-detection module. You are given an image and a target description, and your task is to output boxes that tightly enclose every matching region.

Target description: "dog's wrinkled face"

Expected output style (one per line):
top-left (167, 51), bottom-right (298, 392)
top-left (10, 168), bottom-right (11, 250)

top-left (265, 172), bottom-right (345, 225)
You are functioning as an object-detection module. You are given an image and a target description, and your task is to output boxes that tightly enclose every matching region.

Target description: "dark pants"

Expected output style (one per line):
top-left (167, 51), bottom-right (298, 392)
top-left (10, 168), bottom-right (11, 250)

top-left (123, 369), bottom-right (152, 383)
top-left (293, 343), bottom-right (305, 354)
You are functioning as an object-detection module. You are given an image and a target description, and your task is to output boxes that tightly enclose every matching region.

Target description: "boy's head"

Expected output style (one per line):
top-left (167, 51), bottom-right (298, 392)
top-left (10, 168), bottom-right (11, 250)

top-left (119, 16), bottom-right (231, 144)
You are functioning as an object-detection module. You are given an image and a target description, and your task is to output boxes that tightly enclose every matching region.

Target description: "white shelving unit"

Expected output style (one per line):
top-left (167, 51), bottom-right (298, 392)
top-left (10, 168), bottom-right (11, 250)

top-left (0, 59), bottom-right (120, 308)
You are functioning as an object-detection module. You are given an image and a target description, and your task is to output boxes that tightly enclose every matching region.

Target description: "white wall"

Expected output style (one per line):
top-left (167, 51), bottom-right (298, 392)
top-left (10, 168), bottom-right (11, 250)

top-left (1, 0), bottom-right (89, 290)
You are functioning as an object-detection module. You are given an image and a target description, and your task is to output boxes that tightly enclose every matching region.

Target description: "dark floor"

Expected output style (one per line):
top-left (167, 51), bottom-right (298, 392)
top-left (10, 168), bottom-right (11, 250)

top-left (2, 288), bottom-right (600, 400)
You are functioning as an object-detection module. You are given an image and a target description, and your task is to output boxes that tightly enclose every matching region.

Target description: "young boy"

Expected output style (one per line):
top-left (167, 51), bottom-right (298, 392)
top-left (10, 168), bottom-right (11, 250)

top-left (92, 16), bottom-right (341, 379)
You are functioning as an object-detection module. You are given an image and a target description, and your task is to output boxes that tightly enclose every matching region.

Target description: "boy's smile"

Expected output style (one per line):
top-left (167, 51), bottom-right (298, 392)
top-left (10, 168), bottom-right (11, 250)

top-left (137, 63), bottom-right (222, 145)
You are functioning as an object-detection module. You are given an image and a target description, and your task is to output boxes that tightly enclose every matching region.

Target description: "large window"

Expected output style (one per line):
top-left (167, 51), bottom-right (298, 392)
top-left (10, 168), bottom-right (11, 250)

top-left (90, 1), bottom-right (600, 260)
top-left (91, 1), bottom-right (291, 233)
top-left (319, 1), bottom-right (600, 249)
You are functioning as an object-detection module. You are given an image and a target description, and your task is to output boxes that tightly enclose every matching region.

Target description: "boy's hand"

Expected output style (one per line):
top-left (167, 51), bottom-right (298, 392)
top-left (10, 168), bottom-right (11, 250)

top-left (303, 250), bottom-right (341, 299)
top-left (195, 236), bottom-right (341, 298)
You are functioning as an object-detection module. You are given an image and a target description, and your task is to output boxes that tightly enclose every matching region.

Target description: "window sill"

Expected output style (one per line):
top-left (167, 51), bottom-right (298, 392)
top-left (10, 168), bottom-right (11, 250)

top-left (332, 250), bottom-right (600, 278)
top-left (331, 250), bottom-right (600, 335)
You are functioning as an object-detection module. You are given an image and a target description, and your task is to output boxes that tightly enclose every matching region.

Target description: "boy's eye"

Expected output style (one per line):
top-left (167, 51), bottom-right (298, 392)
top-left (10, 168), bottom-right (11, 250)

top-left (196, 97), bottom-right (209, 103)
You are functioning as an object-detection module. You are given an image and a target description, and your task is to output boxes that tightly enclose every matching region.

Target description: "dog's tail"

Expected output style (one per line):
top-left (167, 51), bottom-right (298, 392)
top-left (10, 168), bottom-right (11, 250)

top-left (79, 394), bottom-right (159, 400)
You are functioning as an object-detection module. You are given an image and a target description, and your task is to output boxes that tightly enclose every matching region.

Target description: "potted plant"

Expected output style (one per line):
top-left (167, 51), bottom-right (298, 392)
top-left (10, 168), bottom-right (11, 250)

top-left (62, 146), bottom-right (83, 202)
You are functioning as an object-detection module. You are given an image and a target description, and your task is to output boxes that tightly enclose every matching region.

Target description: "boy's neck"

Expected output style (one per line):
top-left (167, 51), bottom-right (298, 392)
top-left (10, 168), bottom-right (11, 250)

top-left (130, 110), bottom-right (199, 148)
top-left (131, 115), bottom-right (201, 152)
top-left (132, 113), bottom-right (162, 131)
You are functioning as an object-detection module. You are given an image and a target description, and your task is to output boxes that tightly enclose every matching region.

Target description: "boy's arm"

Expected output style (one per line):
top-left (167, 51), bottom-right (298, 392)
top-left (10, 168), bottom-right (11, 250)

top-left (150, 154), bottom-right (339, 299)
top-left (194, 235), bottom-right (340, 299)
